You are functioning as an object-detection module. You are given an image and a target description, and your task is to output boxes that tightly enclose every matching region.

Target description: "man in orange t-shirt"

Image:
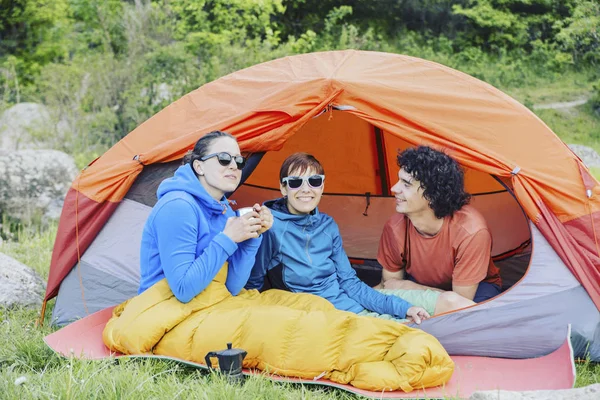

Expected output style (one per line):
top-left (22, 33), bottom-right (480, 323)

top-left (377, 146), bottom-right (502, 303)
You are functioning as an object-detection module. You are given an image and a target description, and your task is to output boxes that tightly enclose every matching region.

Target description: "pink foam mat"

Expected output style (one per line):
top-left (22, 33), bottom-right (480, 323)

top-left (44, 307), bottom-right (576, 399)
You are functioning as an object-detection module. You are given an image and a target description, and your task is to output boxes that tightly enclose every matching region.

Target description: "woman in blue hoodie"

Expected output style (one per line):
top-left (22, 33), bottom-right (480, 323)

top-left (246, 153), bottom-right (435, 324)
top-left (138, 131), bottom-right (273, 302)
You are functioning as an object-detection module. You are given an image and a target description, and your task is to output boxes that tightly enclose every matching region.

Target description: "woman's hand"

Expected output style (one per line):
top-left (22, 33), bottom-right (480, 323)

top-left (405, 306), bottom-right (430, 325)
top-left (223, 210), bottom-right (262, 243)
top-left (252, 204), bottom-right (273, 235)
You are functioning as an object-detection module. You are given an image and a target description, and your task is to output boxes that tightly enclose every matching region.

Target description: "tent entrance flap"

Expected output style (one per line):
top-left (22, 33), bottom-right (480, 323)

top-left (44, 307), bottom-right (576, 399)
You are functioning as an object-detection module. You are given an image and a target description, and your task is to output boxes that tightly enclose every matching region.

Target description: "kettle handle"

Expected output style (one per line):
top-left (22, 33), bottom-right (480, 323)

top-left (205, 352), bottom-right (217, 370)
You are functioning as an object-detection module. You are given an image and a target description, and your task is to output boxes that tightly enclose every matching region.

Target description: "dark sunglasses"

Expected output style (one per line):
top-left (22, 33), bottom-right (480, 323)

top-left (282, 174), bottom-right (325, 190)
top-left (200, 152), bottom-right (246, 169)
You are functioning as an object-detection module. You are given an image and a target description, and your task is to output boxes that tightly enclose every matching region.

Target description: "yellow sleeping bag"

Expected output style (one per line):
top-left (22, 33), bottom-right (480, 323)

top-left (103, 264), bottom-right (454, 392)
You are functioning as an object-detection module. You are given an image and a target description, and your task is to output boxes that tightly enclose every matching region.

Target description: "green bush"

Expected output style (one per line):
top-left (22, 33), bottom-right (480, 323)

top-left (591, 81), bottom-right (600, 111)
top-left (556, 1), bottom-right (600, 65)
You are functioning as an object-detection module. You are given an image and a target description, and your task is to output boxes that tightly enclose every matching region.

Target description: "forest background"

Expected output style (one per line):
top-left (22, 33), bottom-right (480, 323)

top-left (1, 0), bottom-right (599, 169)
top-left (1, 1), bottom-right (599, 398)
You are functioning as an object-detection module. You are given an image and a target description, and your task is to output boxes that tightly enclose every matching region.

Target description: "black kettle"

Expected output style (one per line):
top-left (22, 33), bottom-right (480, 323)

top-left (205, 342), bottom-right (247, 384)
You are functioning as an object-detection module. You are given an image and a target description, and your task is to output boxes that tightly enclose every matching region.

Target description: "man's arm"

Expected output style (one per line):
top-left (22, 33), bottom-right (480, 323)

top-left (380, 268), bottom-right (443, 292)
top-left (373, 268), bottom-right (402, 289)
top-left (452, 284), bottom-right (478, 301)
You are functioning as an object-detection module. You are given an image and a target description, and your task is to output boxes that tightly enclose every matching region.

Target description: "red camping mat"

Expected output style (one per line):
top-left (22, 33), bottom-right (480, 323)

top-left (44, 307), bottom-right (575, 399)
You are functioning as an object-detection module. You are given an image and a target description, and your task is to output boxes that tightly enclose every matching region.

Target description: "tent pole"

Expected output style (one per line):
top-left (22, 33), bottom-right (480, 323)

top-left (36, 299), bottom-right (47, 327)
top-left (373, 127), bottom-right (389, 195)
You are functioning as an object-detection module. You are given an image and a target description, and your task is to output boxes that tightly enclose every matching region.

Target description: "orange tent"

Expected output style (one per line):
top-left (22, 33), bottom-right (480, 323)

top-left (44, 50), bottom-right (600, 359)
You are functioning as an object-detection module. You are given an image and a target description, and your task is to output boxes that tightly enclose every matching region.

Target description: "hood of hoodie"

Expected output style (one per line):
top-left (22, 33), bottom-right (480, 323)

top-left (264, 197), bottom-right (324, 228)
top-left (157, 164), bottom-right (230, 215)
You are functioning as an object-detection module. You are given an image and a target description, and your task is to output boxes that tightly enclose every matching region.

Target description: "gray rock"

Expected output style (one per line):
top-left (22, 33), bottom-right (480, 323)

top-left (0, 149), bottom-right (78, 222)
top-left (568, 144), bottom-right (600, 168)
top-left (0, 103), bottom-right (69, 151)
top-left (469, 383), bottom-right (600, 400)
top-left (0, 252), bottom-right (45, 308)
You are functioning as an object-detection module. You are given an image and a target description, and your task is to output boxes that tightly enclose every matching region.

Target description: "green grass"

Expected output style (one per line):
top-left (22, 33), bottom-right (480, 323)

top-left (576, 358), bottom-right (600, 388)
top-left (501, 70), bottom-right (595, 106)
top-left (0, 308), bottom-right (357, 400)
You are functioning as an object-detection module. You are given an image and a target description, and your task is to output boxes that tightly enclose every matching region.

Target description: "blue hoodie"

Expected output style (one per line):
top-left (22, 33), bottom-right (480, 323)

top-left (138, 164), bottom-right (262, 302)
top-left (246, 198), bottom-right (413, 318)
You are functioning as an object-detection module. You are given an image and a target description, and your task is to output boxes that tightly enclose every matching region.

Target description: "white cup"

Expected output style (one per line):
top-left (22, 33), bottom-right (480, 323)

top-left (237, 207), bottom-right (254, 217)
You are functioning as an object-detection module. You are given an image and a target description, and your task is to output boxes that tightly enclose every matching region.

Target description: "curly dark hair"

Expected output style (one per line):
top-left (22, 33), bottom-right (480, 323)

top-left (397, 146), bottom-right (471, 218)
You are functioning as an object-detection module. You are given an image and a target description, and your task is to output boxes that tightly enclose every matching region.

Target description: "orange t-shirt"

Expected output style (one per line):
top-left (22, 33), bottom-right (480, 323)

top-left (377, 205), bottom-right (501, 291)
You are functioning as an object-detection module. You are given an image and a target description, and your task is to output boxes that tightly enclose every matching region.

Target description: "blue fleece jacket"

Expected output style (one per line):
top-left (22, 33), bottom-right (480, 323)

top-left (245, 198), bottom-right (413, 318)
top-left (138, 164), bottom-right (262, 302)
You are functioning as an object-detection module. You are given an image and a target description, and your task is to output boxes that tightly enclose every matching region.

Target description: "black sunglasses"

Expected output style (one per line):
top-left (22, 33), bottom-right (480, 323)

top-left (200, 152), bottom-right (246, 169)
top-left (282, 174), bottom-right (325, 189)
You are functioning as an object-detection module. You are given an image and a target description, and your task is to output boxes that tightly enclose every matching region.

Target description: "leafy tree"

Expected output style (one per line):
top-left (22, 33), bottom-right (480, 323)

top-left (278, 0), bottom-right (469, 39)
top-left (452, 0), bottom-right (578, 51)
top-left (555, 0), bottom-right (600, 65)
top-left (0, 0), bottom-right (71, 97)
top-left (169, 0), bottom-right (285, 57)
top-left (0, 0), bottom-right (71, 61)
top-left (69, 0), bottom-right (126, 55)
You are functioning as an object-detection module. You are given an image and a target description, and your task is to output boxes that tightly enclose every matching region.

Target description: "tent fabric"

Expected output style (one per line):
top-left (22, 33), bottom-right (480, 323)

top-left (79, 198), bottom-right (149, 285)
top-left (51, 198), bottom-right (150, 325)
top-left (47, 190), bottom-right (119, 299)
top-left (421, 286), bottom-right (598, 358)
top-left (53, 261), bottom-right (137, 326)
top-left (44, 50), bottom-right (600, 311)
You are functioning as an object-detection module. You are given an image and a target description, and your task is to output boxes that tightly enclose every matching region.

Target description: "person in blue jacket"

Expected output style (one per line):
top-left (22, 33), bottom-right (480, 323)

top-left (138, 130), bottom-right (273, 302)
top-left (245, 152), bottom-right (431, 324)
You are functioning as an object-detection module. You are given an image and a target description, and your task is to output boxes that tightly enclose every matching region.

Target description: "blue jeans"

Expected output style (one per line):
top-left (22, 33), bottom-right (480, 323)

top-left (406, 274), bottom-right (501, 303)
top-left (473, 282), bottom-right (502, 303)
